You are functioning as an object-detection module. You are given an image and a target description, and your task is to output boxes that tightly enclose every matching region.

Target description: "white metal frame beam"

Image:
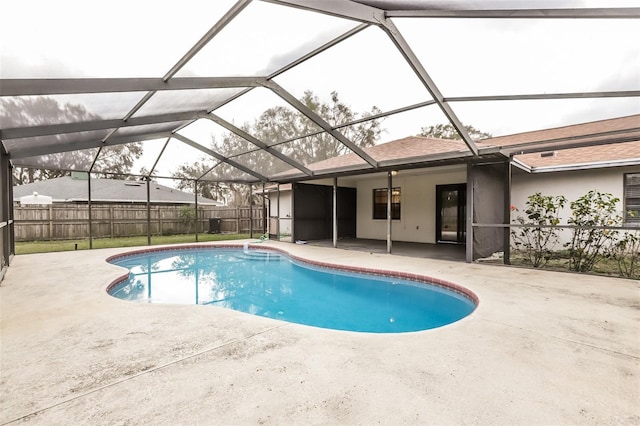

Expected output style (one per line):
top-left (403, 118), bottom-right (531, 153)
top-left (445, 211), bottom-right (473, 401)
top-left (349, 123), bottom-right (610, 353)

top-left (9, 132), bottom-right (173, 159)
top-left (172, 133), bottom-right (267, 181)
top-left (385, 8), bottom-right (640, 19)
top-left (0, 77), bottom-right (266, 97)
top-left (163, 0), bottom-right (252, 80)
top-left (263, 0), bottom-right (384, 23)
top-left (445, 91), bottom-right (640, 102)
top-left (263, 80), bottom-right (379, 168)
top-left (0, 110), bottom-right (209, 140)
top-left (205, 114), bottom-right (314, 176)
top-left (378, 17), bottom-right (479, 155)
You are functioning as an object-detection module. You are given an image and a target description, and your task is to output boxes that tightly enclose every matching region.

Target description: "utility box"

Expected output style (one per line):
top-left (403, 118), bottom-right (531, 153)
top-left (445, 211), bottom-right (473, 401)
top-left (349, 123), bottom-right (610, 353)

top-left (208, 218), bottom-right (221, 234)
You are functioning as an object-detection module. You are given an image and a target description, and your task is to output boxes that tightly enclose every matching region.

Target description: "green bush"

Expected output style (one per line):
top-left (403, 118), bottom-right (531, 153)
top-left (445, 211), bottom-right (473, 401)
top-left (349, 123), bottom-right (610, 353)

top-left (511, 193), bottom-right (566, 267)
top-left (565, 191), bottom-right (621, 273)
top-left (179, 205), bottom-right (196, 233)
top-left (612, 230), bottom-right (640, 279)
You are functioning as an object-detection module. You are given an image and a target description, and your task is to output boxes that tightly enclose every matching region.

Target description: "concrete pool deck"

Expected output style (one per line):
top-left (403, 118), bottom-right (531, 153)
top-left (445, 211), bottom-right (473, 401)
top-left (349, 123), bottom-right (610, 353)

top-left (1, 240), bottom-right (638, 425)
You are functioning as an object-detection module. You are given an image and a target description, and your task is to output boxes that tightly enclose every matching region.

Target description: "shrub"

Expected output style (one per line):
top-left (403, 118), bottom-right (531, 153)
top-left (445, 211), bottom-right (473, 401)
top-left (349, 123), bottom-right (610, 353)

top-left (179, 205), bottom-right (196, 233)
top-left (612, 230), bottom-right (640, 279)
top-left (511, 193), bottom-right (566, 267)
top-left (565, 191), bottom-right (621, 273)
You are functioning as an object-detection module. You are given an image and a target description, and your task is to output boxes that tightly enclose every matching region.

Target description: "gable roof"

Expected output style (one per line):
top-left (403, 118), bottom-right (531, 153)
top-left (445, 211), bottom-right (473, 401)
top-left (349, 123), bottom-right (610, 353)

top-left (299, 136), bottom-right (472, 174)
top-left (13, 176), bottom-right (222, 205)
top-left (481, 113), bottom-right (640, 171)
top-left (274, 114), bottom-right (640, 178)
top-left (512, 141), bottom-right (640, 172)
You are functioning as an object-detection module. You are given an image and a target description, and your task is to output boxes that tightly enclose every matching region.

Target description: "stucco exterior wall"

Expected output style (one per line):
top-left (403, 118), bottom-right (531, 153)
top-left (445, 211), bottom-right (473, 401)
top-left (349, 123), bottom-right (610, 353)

top-left (268, 191), bottom-right (292, 235)
top-left (511, 165), bottom-right (639, 244)
top-left (356, 167), bottom-right (467, 243)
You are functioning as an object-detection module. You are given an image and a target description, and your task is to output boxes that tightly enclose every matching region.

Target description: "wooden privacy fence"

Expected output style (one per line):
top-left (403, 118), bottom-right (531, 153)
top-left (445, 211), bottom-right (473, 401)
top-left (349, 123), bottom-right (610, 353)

top-left (13, 203), bottom-right (265, 242)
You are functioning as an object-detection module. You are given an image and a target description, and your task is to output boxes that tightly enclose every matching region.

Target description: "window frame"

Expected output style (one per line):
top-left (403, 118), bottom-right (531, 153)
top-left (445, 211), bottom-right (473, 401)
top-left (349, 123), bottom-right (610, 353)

top-left (372, 187), bottom-right (401, 220)
top-left (623, 172), bottom-right (640, 226)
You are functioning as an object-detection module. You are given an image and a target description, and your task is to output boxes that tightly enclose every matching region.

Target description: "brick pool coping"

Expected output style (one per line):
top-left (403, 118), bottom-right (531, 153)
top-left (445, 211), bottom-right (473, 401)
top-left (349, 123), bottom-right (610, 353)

top-left (105, 243), bottom-right (479, 306)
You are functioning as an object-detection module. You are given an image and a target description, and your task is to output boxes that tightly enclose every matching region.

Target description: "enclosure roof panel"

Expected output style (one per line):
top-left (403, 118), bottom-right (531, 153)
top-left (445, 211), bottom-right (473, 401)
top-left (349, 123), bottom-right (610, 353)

top-left (1, 0), bottom-right (639, 183)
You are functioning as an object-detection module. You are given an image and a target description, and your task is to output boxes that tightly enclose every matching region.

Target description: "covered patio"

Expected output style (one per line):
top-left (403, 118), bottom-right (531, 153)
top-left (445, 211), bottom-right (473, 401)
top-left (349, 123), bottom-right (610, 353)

top-left (307, 238), bottom-right (466, 261)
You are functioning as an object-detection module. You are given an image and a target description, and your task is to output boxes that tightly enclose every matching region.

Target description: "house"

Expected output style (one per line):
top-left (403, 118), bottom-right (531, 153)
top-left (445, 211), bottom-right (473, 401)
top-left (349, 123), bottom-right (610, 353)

top-left (12, 173), bottom-right (224, 241)
top-left (13, 172), bottom-right (223, 206)
top-left (266, 114), bottom-right (640, 261)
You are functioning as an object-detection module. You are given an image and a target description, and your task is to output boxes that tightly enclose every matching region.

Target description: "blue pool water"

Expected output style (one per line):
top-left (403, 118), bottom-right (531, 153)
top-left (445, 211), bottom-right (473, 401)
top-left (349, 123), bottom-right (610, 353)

top-left (108, 247), bottom-right (476, 333)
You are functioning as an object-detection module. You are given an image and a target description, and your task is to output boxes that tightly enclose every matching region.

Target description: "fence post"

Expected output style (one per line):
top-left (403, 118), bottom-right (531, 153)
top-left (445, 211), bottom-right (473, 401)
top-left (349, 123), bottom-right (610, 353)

top-left (110, 206), bottom-right (114, 238)
top-left (236, 207), bottom-right (240, 234)
top-left (49, 204), bottom-right (53, 241)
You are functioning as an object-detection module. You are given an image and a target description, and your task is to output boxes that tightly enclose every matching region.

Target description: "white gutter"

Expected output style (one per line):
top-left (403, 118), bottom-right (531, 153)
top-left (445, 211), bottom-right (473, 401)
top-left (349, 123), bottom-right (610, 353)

top-left (510, 157), bottom-right (532, 173)
top-left (528, 158), bottom-right (640, 173)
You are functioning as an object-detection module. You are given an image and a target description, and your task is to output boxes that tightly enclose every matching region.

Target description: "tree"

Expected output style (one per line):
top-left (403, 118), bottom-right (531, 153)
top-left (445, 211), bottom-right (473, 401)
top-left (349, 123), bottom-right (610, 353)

top-left (418, 123), bottom-right (491, 140)
top-left (172, 91), bottom-right (385, 206)
top-left (254, 91), bottom-right (383, 164)
top-left (1, 97), bottom-right (143, 184)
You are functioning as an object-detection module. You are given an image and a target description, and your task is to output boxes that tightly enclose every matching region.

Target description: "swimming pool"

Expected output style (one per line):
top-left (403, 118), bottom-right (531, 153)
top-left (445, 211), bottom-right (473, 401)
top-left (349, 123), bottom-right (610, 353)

top-left (107, 245), bottom-right (477, 333)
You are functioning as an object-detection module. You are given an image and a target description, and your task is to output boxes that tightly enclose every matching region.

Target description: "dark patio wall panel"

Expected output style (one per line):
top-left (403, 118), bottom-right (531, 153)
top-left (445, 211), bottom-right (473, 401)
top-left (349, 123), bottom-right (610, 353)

top-left (471, 162), bottom-right (508, 260)
top-left (293, 183), bottom-right (332, 241)
top-left (293, 183), bottom-right (356, 241)
top-left (337, 187), bottom-right (357, 238)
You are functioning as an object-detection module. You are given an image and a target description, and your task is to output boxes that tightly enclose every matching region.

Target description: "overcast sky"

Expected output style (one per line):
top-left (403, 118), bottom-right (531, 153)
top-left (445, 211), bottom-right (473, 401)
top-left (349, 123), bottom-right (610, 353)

top-left (1, 0), bottom-right (639, 177)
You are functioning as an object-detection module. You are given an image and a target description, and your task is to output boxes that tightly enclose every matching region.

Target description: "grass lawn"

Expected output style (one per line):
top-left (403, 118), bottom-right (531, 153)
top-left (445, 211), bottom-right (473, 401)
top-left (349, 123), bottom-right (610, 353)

top-left (509, 250), bottom-right (639, 279)
top-left (15, 233), bottom-right (252, 255)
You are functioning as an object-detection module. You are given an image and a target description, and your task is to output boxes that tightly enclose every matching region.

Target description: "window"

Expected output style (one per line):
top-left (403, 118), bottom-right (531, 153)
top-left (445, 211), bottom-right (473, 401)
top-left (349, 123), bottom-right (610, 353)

top-left (624, 173), bottom-right (640, 226)
top-left (373, 187), bottom-right (401, 220)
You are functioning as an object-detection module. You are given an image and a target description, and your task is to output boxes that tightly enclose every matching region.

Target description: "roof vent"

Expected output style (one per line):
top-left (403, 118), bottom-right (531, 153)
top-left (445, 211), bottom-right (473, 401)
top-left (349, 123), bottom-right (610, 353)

top-left (540, 151), bottom-right (556, 158)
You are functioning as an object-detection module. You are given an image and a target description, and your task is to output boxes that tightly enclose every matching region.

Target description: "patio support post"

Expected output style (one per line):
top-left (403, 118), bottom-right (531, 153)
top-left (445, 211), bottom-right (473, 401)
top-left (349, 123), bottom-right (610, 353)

top-left (276, 184), bottom-right (281, 241)
top-left (291, 184), bottom-right (295, 242)
top-left (0, 147), bottom-right (11, 268)
top-left (263, 182), bottom-right (267, 237)
top-left (387, 171), bottom-right (392, 254)
top-left (465, 163), bottom-right (474, 263)
top-left (146, 177), bottom-right (151, 246)
top-left (503, 159), bottom-right (512, 265)
top-left (88, 173), bottom-right (93, 249)
top-left (333, 177), bottom-right (338, 248)
top-left (7, 158), bottom-right (14, 261)
top-left (249, 184), bottom-right (253, 239)
top-left (194, 180), bottom-right (199, 243)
